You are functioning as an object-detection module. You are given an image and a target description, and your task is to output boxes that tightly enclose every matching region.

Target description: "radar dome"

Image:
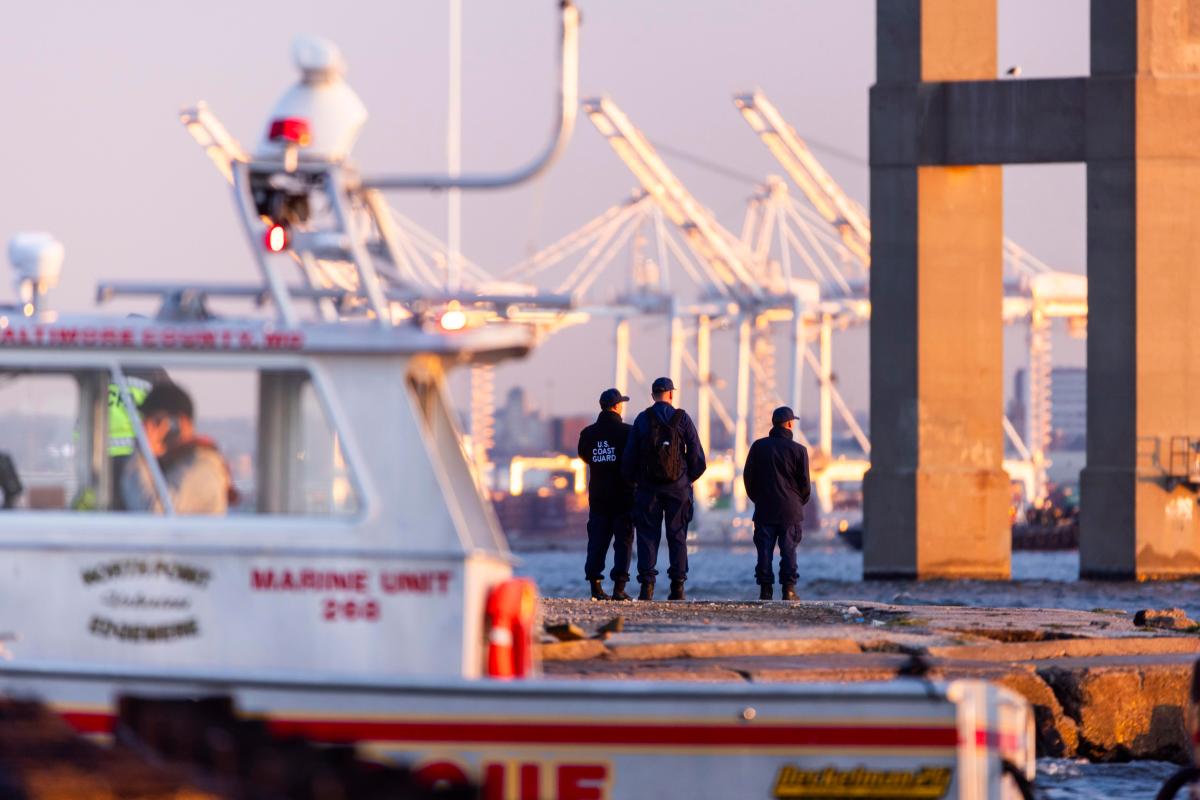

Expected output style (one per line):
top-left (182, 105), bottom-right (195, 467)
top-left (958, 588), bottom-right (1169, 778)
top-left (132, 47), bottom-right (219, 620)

top-left (8, 232), bottom-right (63, 288)
top-left (292, 35), bottom-right (346, 83)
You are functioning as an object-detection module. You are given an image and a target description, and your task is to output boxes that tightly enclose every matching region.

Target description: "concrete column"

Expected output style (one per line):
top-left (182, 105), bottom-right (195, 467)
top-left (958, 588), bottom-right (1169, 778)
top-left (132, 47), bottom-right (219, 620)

top-left (733, 315), bottom-right (752, 513)
top-left (864, 0), bottom-right (1010, 578)
top-left (819, 312), bottom-right (834, 457)
top-left (614, 318), bottom-right (629, 396)
top-left (1081, 0), bottom-right (1200, 578)
top-left (789, 298), bottom-right (805, 417)
top-left (696, 314), bottom-right (712, 457)
top-left (667, 306), bottom-right (684, 387)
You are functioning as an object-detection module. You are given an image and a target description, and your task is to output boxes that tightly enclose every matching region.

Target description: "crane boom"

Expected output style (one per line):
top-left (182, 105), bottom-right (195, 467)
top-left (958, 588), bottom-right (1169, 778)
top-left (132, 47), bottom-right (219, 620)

top-left (582, 97), bottom-right (766, 300)
top-left (734, 90), bottom-right (871, 266)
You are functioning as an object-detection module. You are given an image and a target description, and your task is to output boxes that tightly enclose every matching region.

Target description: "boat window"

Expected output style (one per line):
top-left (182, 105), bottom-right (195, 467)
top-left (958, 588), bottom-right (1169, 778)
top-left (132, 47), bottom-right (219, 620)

top-left (257, 370), bottom-right (358, 516)
top-left (0, 369), bottom-right (111, 511)
top-left (110, 366), bottom-right (357, 518)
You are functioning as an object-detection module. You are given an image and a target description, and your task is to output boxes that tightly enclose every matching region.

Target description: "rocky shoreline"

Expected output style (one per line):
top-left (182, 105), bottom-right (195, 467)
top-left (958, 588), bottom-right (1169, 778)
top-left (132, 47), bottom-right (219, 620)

top-left (538, 597), bottom-right (1200, 763)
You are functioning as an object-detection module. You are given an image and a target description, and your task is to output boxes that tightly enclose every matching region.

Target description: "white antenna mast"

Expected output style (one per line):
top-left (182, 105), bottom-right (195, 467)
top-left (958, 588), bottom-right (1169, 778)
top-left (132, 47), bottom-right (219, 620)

top-left (447, 0), bottom-right (463, 292)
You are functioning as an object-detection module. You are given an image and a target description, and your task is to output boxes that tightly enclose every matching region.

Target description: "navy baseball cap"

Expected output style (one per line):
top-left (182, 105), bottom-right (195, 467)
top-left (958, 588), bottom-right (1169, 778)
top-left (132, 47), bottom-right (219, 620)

top-left (651, 376), bottom-right (675, 393)
top-left (772, 406), bottom-right (796, 425)
top-left (599, 388), bottom-right (630, 408)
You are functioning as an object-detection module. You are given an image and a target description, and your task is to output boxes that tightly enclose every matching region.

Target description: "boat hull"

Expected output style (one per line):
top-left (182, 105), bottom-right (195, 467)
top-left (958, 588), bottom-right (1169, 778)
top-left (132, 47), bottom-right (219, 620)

top-left (0, 662), bottom-right (1033, 800)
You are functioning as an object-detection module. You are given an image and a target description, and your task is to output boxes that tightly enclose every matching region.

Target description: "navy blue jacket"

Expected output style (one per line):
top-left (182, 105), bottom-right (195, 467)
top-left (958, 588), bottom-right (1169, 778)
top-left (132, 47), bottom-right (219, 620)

top-left (621, 401), bottom-right (706, 496)
top-left (577, 410), bottom-right (635, 512)
top-left (743, 426), bottom-right (811, 525)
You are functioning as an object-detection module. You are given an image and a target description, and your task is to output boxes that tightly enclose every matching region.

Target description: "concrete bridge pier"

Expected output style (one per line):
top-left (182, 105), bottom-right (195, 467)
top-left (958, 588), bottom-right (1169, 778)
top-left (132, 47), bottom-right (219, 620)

top-left (866, 0), bottom-right (1200, 580)
top-left (1080, 0), bottom-right (1200, 579)
top-left (864, 0), bottom-right (1011, 579)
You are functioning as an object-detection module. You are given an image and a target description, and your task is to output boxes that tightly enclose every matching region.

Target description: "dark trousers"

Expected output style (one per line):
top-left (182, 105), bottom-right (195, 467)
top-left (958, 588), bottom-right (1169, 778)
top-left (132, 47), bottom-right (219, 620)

top-left (753, 523), bottom-right (801, 585)
top-left (584, 511), bottom-right (634, 582)
top-left (634, 488), bottom-right (691, 583)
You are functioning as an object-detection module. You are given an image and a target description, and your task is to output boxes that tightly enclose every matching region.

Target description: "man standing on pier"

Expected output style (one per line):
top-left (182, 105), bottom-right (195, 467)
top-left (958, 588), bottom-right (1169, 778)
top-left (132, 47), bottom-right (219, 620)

top-left (577, 388), bottom-right (635, 601)
top-left (622, 377), bottom-right (706, 601)
top-left (743, 406), bottom-right (810, 600)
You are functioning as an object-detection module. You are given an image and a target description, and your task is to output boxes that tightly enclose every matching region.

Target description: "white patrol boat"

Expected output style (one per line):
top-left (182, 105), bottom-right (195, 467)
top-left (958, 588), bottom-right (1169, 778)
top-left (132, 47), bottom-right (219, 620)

top-left (0, 5), bottom-right (1036, 798)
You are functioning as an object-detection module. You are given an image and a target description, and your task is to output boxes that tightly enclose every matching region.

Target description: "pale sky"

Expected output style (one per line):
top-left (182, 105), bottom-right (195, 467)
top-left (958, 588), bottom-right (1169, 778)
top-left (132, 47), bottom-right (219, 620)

top-left (0, 1), bottom-right (1089, 423)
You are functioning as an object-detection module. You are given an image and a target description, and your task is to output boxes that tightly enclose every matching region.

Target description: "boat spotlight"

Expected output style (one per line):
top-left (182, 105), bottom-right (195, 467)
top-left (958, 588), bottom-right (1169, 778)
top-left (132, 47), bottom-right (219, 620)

top-left (264, 224), bottom-right (289, 253)
top-left (439, 303), bottom-right (468, 332)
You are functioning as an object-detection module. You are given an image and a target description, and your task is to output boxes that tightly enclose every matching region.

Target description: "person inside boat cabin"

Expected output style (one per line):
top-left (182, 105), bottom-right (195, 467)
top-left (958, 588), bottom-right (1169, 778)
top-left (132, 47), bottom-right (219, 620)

top-left (121, 382), bottom-right (235, 515)
top-left (106, 368), bottom-right (170, 510)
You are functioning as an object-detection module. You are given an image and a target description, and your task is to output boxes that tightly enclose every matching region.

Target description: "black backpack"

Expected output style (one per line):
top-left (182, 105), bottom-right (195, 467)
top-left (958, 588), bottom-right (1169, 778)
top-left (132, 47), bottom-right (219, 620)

top-left (643, 409), bottom-right (686, 483)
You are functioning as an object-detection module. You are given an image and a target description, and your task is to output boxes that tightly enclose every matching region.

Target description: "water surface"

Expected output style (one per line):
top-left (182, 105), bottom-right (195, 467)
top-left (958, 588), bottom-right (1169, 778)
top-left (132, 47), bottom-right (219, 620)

top-left (516, 542), bottom-right (1200, 619)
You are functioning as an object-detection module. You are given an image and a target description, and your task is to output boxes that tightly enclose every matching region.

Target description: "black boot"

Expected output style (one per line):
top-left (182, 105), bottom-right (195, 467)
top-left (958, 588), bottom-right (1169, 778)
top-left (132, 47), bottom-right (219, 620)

top-left (611, 580), bottom-right (632, 601)
top-left (638, 582), bottom-right (654, 601)
top-left (668, 580), bottom-right (686, 601)
top-left (759, 584), bottom-right (772, 601)
top-left (781, 584), bottom-right (798, 601)
top-left (589, 579), bottom-right (610, 601)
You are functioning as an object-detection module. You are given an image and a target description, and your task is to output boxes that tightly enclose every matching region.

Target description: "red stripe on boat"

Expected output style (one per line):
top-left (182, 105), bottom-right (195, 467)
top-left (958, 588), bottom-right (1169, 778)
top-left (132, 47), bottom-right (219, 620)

top-left (975, 729), bottom-right (1022, 752)
top-left (60, 711), bottom-right (115, 734)
top-left (60, 711), bottom-right (977, 750)
top-left (267, 719), bottom-right (960, 748)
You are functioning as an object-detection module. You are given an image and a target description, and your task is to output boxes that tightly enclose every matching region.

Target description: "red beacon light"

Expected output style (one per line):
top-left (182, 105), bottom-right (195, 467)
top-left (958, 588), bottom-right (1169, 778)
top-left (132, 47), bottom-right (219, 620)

top-left (267, 117), bottom-right (313, 147)
top-left (264, 224), bottom-right (289, 253)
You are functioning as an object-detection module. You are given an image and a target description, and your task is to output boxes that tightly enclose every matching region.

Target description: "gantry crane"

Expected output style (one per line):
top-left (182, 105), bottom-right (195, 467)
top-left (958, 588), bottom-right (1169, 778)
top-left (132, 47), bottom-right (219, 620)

top-left (580, 96), bottom-right (817, 511)
top-left (505, 98), bottom-right (873, 518)
top-left (735, 92), bottom-right (871, 268)
top-left (735, 89), bottom-right (1089, 505)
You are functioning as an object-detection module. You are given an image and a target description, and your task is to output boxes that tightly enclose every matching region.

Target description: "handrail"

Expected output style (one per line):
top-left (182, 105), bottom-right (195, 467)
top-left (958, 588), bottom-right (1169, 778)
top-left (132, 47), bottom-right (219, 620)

top-left (112, 365), bottom-right (177, 517)
top-left (96, 280), bottom-right (575, 311)
top-left (363, 0), bottom-right (580, 191)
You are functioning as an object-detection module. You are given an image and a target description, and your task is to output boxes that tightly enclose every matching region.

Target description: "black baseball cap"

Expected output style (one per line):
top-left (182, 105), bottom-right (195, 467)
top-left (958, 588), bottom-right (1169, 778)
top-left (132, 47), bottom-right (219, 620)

top-left (599, 388), bottom-right (630, 409)
top-left (772, 406), bottom-right (796, 426)
top-left (651, 376), bottom-right (675, 393)
top-left (140, 382), bottom-right (194, 420)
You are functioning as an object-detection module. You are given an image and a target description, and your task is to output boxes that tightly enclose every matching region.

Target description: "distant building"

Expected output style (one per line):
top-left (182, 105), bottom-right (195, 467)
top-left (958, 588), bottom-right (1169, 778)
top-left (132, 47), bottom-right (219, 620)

top-left (1007, 370), bottom-right (1026, 441)
top-left (1010, 366), bottom-right (1086, 452)
top-left (1049, 367), bottom-right (1086, 450)
top-left (492, 387), bottom-right (551, 457)
top-left (553, 415), bottom-right (592, 455)
top-left (710, 423), bottom-right (734, 453)
top-left (1012, 367), bottom-right (1089, 453)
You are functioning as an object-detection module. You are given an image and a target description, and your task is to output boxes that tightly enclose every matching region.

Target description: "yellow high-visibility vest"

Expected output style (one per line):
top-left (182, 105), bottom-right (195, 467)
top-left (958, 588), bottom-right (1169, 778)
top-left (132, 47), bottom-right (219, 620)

top-left (107, 379), bottom-right (150, 456)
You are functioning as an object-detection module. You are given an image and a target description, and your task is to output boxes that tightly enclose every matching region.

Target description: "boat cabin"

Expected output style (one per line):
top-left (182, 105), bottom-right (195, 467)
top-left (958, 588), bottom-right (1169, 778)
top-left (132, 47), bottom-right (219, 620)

top-left (0, 307), bottom-right (530, 679)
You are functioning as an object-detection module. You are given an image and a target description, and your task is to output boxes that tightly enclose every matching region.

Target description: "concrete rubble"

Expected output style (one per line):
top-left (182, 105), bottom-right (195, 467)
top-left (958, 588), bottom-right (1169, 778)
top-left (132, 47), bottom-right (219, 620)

top-left (539, 598), bottom-right (1200, 763)
top-left (1134, 607), bottom-right (1199, 631)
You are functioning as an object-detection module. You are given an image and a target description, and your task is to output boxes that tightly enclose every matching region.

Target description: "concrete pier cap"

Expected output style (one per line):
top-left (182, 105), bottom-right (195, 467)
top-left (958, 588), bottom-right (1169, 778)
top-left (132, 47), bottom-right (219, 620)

top-left (864, 0), bottom-right (1200, 580)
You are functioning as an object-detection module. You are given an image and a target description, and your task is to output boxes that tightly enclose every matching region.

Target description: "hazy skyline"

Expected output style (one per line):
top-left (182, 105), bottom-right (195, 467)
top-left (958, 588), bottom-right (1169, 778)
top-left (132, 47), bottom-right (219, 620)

top-left (0, 1), bottom-right (1088, 420)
